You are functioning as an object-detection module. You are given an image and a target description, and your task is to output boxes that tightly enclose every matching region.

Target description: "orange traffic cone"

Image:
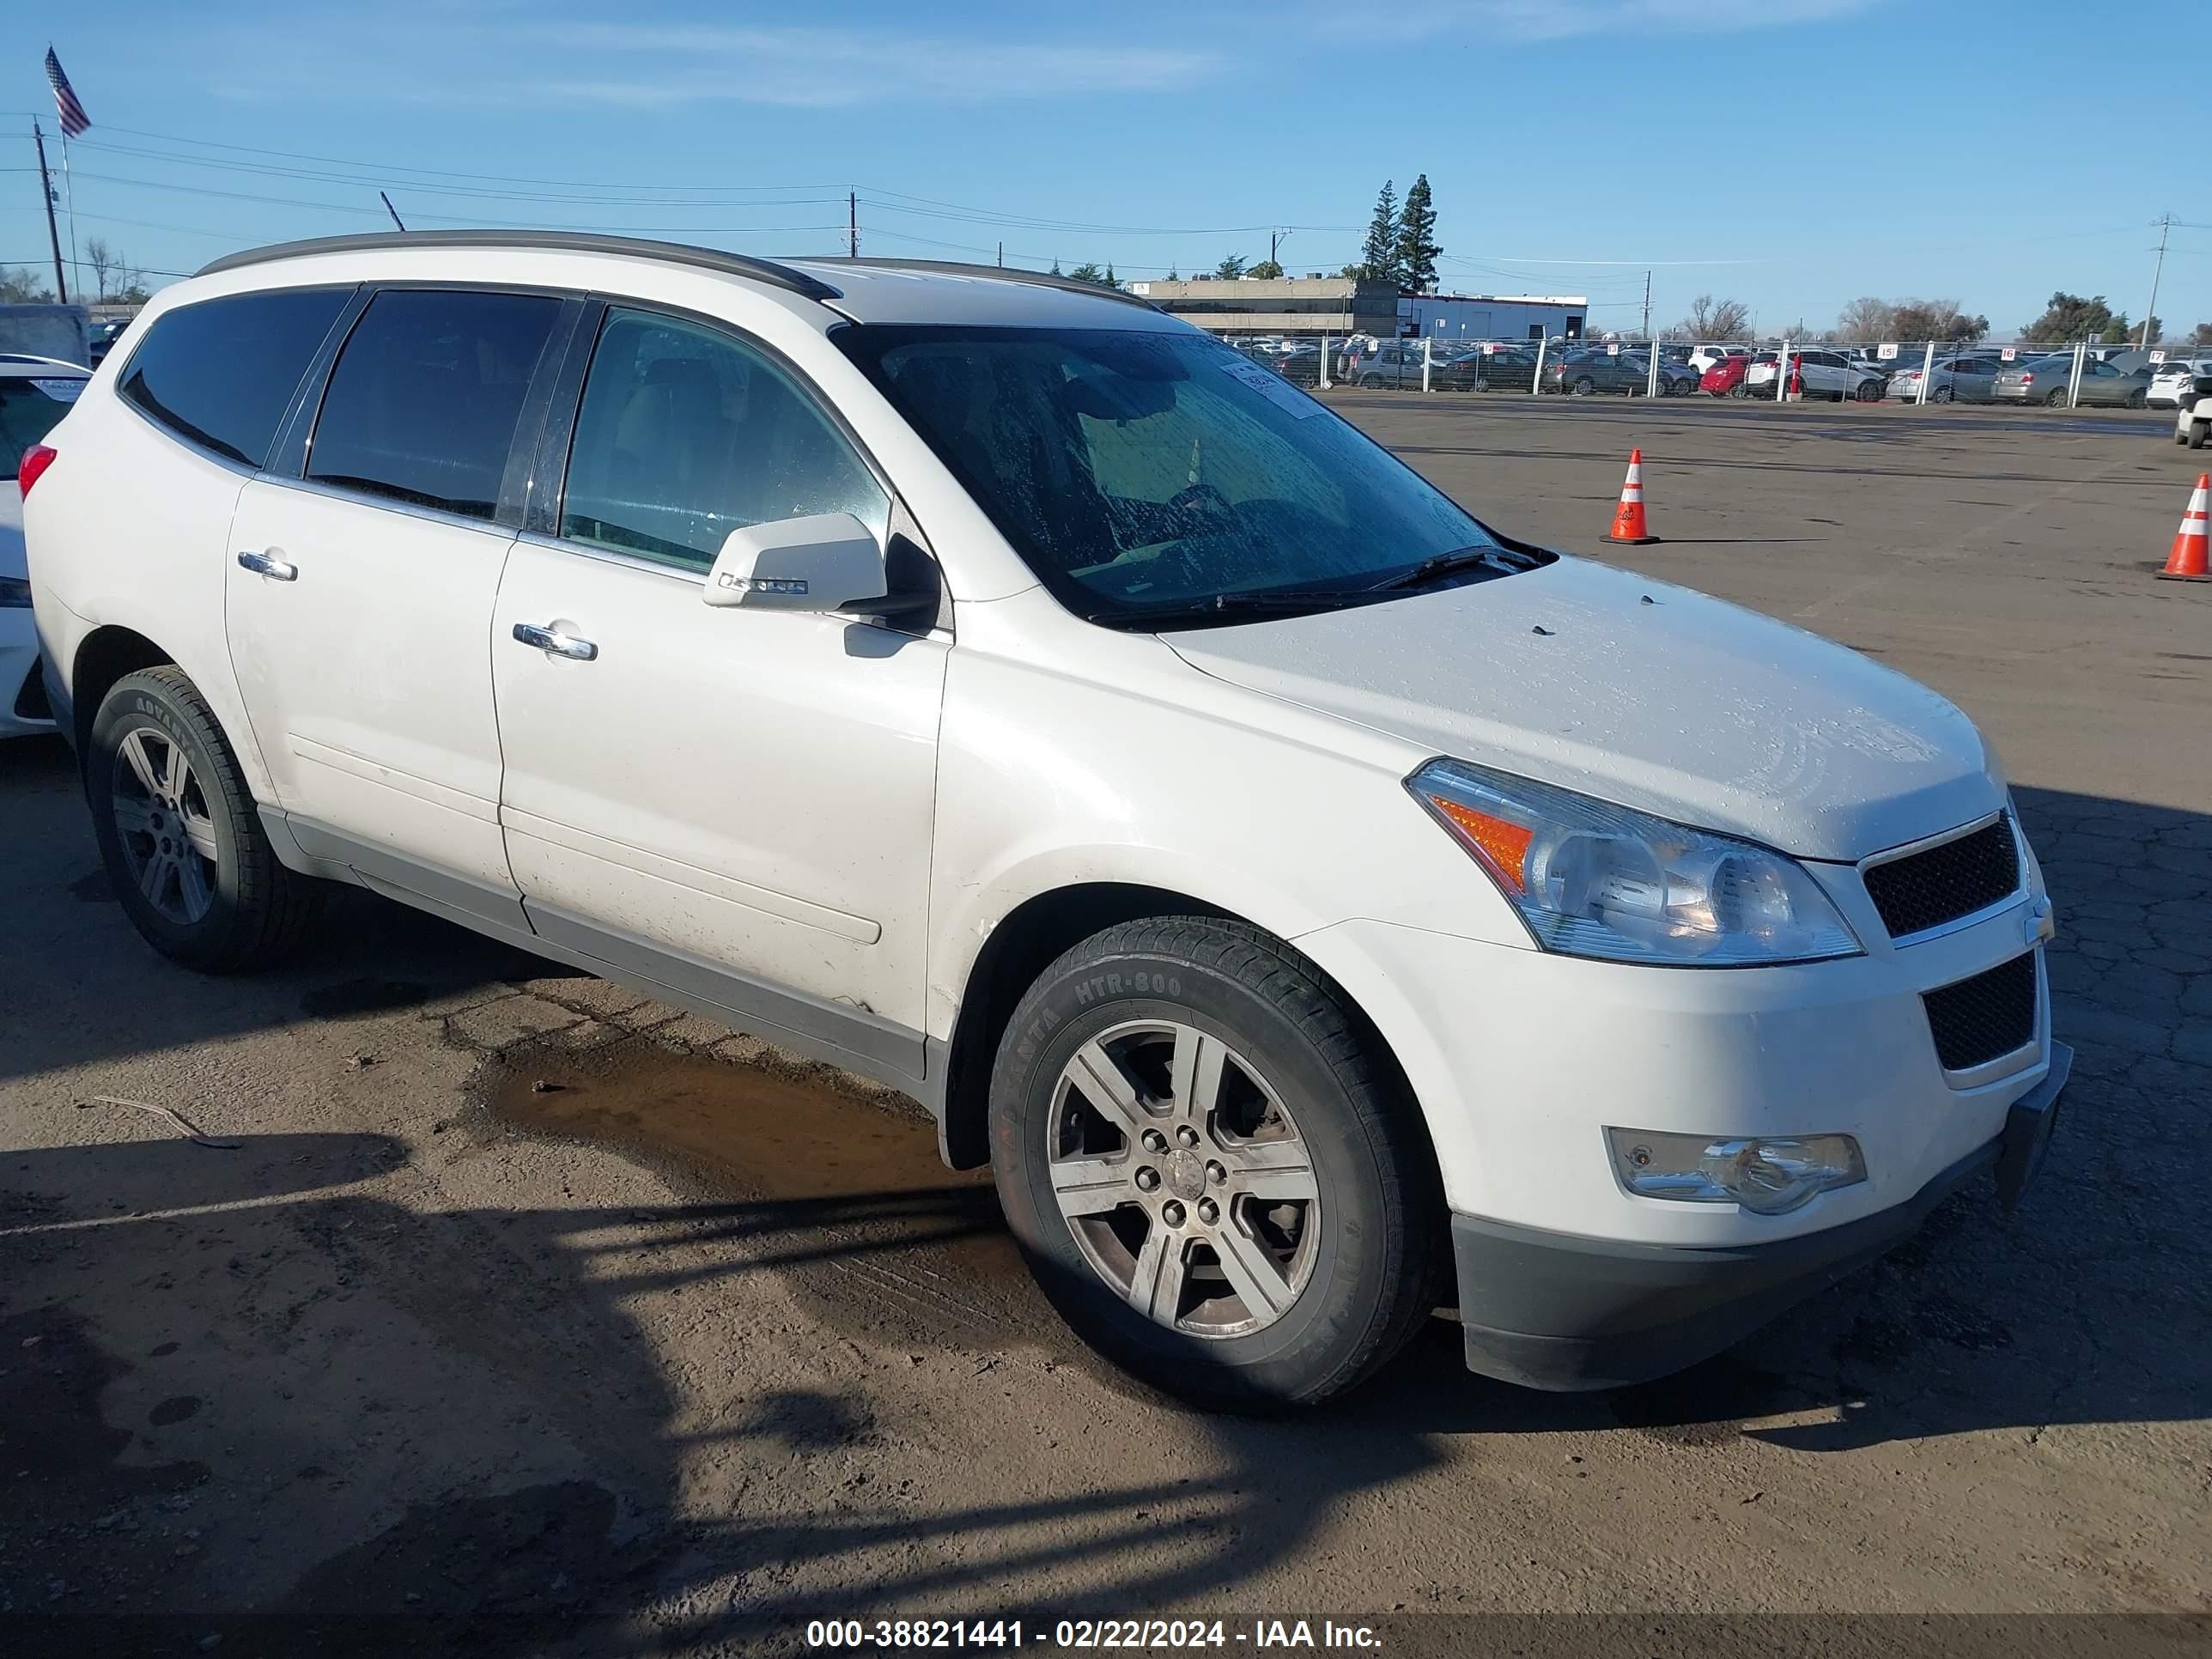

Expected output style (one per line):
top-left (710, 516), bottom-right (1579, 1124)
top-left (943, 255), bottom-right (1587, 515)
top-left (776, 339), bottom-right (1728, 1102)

top-left (2159, 473), bottom-right (2211, 581)
top-left (1606, 448), bottom-right (1658, 544)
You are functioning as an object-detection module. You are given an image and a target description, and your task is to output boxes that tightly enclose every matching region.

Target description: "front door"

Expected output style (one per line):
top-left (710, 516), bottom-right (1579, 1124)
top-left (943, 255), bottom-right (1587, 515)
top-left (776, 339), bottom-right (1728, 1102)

top-left (225, 286), bottom-right (566, 902)
top-left (489, 305), bottom-right (947, 1084)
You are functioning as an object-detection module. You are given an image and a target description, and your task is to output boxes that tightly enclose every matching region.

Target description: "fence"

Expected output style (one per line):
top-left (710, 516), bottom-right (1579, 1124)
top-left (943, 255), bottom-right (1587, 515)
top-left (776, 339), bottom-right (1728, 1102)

top-left (1218, 331), bottom-right (2196, 412)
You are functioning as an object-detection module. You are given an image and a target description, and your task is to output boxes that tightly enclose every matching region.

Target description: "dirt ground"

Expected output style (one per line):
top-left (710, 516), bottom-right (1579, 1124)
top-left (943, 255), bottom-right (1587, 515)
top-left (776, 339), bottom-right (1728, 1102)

top-left (3, 397), bottom-right (2207, 1657)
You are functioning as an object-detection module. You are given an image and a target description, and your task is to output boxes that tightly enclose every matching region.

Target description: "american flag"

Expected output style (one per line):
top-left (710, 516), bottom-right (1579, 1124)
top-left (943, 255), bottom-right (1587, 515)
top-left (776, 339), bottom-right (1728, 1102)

top-left (46, 47), bottom-right (90, 138)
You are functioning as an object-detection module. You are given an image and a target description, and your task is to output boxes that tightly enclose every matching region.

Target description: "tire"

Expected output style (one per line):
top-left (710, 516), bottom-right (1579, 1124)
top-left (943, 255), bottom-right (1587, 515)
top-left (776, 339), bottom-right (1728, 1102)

top-left (988, 917), bottom-right (1442, 1412)
top-left (2045, 387), bottom-right (2069, 407)
top-left (1571, 376), bottom-right (1596, 397)
top-left (1856, 379), bottom-right (1882, 403)
top-left (2127, 388), bottom-right (2147, 410)
top-left (1933, 386), bottom-right (1954, 404)
top-left (88, 667), bottom-right (324, 973)
top-left (1728, 384), bottom-right (1749, 399)
top-left (2190, 422), bottom-right (2209, 451)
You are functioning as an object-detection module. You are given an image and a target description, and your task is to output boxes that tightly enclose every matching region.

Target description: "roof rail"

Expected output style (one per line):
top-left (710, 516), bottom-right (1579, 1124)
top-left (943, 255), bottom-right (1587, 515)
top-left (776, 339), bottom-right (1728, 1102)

top-left (815, 258), bottom-right (1159, 311)
top-left (193, 230), bottom-right (843, 302)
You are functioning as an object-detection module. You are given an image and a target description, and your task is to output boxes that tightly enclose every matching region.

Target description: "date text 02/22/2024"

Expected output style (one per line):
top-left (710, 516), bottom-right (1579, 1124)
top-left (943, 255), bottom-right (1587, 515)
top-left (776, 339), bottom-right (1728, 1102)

top-left (804, 1619), bottom-right (1384, 1650)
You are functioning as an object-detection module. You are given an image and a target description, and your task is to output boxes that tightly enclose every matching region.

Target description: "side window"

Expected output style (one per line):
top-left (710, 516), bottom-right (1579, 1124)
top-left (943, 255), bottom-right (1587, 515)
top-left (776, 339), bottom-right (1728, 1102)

top-left (118, 288), bottom-right (350, 468)
top-left (559, 308), bottom-right (890, 572)
top-left (307, 289), bottom-right (561, 520)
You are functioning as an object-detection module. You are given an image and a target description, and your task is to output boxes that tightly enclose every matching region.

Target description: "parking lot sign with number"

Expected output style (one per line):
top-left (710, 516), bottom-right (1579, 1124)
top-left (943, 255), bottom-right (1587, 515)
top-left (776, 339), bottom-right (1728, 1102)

top-left (2001, 347), bottom-right (2017, 361)
top-left (1607, 343), bottom-right (1620, 356)
top-left (1877, 343), bottom-right (1899, 360)
top-left (2150, 350), bottom-right (2167, 364)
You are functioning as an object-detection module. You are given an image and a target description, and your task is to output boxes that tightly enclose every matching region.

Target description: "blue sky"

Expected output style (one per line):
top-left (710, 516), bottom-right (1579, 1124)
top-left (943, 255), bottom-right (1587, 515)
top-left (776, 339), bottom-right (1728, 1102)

top-left (5, 0), bottom-right (2208, 339)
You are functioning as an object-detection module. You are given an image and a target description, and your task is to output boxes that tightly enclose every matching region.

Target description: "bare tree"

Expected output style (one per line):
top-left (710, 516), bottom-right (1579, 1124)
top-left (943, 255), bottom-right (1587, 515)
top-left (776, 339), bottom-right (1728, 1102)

top-left (1835, 296), bottom-right (1895, 343)
top-left (1676, 295), bottom-right (1752, 340)
top-left (84, 238), bottom-right (118, 301)
top-left (0, 265), bottom-right (54, 304)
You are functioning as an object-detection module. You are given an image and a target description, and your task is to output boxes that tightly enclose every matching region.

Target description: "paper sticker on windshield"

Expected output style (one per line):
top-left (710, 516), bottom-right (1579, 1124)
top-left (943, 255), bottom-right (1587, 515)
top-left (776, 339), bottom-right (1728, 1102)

top-left (29, 378), bottom-right (83, 403)
top-left (1218, 356), bottom-right (1323, 418)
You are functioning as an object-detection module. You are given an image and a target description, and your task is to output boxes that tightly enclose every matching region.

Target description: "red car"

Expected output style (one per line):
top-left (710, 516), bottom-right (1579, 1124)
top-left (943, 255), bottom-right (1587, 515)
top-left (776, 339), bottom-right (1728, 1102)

top-left (1699, 352), bottom-right (1778, 398)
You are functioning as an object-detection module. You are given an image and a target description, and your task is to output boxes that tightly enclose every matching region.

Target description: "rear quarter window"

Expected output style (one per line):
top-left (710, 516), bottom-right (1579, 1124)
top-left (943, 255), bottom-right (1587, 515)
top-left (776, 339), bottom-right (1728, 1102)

top-left (118, 288), bottom-right (352, 468)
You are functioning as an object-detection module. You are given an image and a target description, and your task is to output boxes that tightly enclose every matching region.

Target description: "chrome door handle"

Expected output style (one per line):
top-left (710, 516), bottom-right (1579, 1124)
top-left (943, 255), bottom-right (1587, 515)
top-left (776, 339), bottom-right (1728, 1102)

top-left (511, 622), bottom-right (598, 661)
top-left (236, 550), bottom-right (298, 581)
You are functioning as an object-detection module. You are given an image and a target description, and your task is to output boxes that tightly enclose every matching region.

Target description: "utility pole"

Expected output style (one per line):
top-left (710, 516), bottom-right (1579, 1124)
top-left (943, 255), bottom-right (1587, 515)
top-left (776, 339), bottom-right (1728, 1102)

top-left (2142, 213), bottom-right (2170, 349)
top-left (995, 241), bottom-right (1003, 267)
top-left (1641, 270), bottom-right (1651, 343)
top-left (848, 191), bottom-right (859, 259)
top-left (32, 120), bottom-right (68, 304)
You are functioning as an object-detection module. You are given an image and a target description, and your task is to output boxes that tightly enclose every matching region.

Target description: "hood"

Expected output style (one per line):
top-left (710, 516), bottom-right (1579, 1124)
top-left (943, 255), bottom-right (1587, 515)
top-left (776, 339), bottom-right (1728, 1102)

top-left (1164, 557), bottom-right (1998, 862)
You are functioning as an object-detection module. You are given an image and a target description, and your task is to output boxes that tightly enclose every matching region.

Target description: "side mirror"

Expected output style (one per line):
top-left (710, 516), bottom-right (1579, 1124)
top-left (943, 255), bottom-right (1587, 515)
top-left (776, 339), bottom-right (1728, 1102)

top-left (702, 513), bottom-right (886, 613)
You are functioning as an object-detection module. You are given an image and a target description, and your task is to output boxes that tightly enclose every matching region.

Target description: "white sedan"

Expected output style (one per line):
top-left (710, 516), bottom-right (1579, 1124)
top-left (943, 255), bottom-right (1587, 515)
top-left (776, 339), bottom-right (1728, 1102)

top-left (2148, 358), bottom-right (2212, 410)
top-left (1, 356), bottom-right (90, 738)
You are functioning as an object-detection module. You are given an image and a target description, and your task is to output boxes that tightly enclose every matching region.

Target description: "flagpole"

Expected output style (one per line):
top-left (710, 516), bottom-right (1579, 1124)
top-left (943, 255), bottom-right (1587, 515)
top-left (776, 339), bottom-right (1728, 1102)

top-left (59, 127), bottom-right (82, 302)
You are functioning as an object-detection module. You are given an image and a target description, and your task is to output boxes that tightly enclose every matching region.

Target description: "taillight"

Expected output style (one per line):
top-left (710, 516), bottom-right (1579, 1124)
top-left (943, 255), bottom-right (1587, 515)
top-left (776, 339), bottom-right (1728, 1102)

top-left (17, 444), bottom-right (57, 498)
top-left (2019, 374), bottom-right (2033, 385)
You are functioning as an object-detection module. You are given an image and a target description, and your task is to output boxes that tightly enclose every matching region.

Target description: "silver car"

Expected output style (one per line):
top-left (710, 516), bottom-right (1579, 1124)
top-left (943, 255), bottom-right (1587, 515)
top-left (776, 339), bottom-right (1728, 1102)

top-left (1885, 355), bottom-right (2004, 404)
top-left (1993, 356), bottom-right (2153, 408)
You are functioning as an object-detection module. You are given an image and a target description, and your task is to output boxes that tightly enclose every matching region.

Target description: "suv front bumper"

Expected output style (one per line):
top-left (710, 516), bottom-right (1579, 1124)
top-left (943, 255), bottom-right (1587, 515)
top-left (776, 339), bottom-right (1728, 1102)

top-left (1449, 1042), bottom-right (2069, 1391)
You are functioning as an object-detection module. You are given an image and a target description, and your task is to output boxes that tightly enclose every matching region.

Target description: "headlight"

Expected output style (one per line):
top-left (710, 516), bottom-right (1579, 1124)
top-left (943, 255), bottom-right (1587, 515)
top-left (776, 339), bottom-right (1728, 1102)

top-left (1607, 1127), bottom-right (1866, 1214)
top-left (0, 577), bottom-right (30, 608)
top-left (1408, 758), bottom-right (1861, 965)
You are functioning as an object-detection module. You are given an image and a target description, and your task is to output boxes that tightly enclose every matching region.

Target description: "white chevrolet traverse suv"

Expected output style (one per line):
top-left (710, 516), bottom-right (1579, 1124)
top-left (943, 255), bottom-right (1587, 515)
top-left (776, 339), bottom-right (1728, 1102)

top-left (23, 233), bottom-right (2068, 1409)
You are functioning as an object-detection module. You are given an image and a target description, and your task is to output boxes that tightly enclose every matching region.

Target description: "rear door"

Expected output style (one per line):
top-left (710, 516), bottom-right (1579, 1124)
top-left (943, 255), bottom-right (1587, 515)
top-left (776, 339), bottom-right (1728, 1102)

top-left (226, 286), bottom-right (568, 907)
top-left (488, 302), bottom-right (947, 1083)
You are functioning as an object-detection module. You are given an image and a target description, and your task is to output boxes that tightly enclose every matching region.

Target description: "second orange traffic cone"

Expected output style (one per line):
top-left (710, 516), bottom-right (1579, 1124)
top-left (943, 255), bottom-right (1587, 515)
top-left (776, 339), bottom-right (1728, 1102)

top-left (1606, 448), bottom-right (1658, 544)
top-left (2159, 473), bottom-right (2211, 581)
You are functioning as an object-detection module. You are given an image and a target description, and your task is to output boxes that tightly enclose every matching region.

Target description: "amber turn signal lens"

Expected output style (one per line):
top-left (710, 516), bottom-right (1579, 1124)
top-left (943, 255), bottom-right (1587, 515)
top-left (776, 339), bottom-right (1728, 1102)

top-left (1428, 795), bottom-right (1533, 893)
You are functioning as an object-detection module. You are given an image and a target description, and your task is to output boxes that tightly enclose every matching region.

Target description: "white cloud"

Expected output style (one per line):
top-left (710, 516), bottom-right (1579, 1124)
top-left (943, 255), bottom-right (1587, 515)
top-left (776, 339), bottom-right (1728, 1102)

top-left (1404, 0), bottom-right (1884, 40)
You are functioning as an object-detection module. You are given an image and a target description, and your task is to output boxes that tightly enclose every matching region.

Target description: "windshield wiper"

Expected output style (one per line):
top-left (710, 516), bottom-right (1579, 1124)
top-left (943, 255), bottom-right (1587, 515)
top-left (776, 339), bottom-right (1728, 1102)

top-left (1100, 588), bottom-right (1380, 628)
top-left (1366, 544), bottom-right (1539, 592)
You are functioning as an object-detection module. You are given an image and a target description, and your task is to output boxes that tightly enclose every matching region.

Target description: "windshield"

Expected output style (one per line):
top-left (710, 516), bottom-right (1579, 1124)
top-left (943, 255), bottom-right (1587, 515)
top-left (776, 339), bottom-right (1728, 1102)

top-left (2, 374), bottom-right (82, 482)
top-left (834, 324), bottom-right (1527, 626)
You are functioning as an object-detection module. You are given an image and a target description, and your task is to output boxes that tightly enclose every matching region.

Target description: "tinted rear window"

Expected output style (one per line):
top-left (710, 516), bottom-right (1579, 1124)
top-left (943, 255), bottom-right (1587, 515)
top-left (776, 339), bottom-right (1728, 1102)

top-left (307, 289), bottom-right (560, 520)
top-left (119, 289), bottom-right (351, 468)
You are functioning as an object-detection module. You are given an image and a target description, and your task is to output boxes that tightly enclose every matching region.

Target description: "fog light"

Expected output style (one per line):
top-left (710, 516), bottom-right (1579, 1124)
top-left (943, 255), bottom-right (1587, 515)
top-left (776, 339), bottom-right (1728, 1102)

top-left (1606, 1128), bottom-right (1866, 1215)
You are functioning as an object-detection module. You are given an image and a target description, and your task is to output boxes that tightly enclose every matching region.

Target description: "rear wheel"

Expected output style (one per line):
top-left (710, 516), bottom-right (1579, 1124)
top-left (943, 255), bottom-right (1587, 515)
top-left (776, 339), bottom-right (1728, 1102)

top-left (88, 668), bottom-right (324, 973)
top-left (989, 918), bottom-right (1441, 1412)
top-left (1359, 374), bottom-right (1382, 389)
top-left (2190, 422), bottom-right (2209, 450)
top-left (1933, 385), bottom-right (1954, 404)
top-left (1571, 376), bottom-right (1596, 397)
top-left (2045, 386), bottom-right (2069, 407)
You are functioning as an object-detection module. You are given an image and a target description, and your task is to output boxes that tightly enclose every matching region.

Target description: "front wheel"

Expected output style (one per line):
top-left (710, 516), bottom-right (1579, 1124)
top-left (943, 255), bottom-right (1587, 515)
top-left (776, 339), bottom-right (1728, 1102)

top-left (1856, 379), bottom-right (1883, 402)
top-left (2189, 422), bottom-right (2209, 450)
top-left (2127, 388), bottom-right (2148, 410)
top-left (989, 919), bottom-right (1442, 1412)
top-left (88, 667), bottom-right (325, 972)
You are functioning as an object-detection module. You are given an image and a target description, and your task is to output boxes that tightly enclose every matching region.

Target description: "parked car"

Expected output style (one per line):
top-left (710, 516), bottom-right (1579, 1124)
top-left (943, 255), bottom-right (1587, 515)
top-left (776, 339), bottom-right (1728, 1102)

top-left (1543, 349), bottom-right (1697, 396)
top-left (1346, 341), bottom-right (1432, 389)
top-left (1698, 353), bottom-right (1770, 398)
top-left (1, 355), bottom-right (86, 738)
top-left (1993, 357), bottom-right (2152, 407)
top-left (1885, 356), bottom-right (2005, 404)
top-left (87, 317), bottom-right (132, 367)
top-left (2148, 358), bottom-right (2212, 410)
top-left (1273, 343), bottom-right (1324, 386)
top-left (1688, 344), bottom-right (1751, 377)
top-left (2177, 396), bottom-right (2209, 449)
top-left (1744, 349), bottom-right (1887, 402)
top-left (23, 232), bottom-right (2069, 1410)
top-left (1445, 344), bottom-right (1540, 392)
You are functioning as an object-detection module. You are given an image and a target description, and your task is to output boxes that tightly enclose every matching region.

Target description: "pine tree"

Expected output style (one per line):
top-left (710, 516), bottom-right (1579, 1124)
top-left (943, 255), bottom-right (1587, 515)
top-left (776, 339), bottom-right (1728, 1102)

top-left (1049, 259), bottom-right (1062, 276)
top-left (1166, 264), bottom-right (1179, 281)
top-left (1396, 174), bottom-right (1440, 295)
top-left (1361, 180), bottom-right (1399, 286)
top-left (1103, 263), bottom-right (1118, 289)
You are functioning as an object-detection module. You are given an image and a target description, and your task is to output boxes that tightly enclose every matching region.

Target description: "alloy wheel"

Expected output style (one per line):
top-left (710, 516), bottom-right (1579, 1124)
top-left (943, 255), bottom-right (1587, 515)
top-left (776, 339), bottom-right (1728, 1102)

top-left (111, 726), bottom-right (218, 925)
top-left (1047, 1019), bottom-right (1322, 1339)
